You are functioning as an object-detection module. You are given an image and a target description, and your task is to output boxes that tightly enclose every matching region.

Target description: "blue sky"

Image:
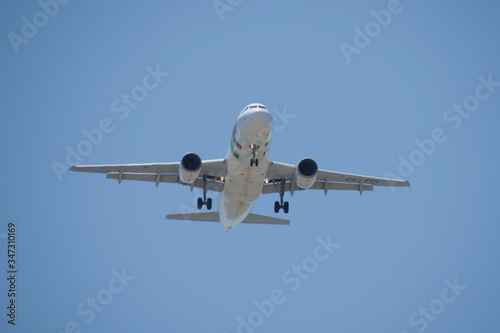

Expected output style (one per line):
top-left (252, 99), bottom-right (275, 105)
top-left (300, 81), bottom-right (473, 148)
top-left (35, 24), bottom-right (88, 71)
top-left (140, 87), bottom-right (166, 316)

top-left (1, 1), bottom-right (500, 332)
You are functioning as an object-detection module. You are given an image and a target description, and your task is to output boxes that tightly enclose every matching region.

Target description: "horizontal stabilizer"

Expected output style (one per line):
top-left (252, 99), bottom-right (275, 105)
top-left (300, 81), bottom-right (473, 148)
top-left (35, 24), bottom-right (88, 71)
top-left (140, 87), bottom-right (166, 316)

top-left (166, 212), bottom-right (290, 225)
top-left (166, 212), bottom-right (220, 222)
top-left (242, 213), bottom-right (290, 225)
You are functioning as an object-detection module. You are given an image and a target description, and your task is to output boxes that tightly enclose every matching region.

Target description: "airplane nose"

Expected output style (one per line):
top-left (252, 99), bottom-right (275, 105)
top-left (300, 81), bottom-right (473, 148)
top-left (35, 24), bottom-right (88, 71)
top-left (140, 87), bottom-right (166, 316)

top-left (250, 110), bottom-right (273, 128)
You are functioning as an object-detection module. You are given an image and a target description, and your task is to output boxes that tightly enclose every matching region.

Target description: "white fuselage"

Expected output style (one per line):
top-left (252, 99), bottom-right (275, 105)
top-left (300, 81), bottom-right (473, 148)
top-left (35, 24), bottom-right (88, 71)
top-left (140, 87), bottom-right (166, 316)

top-left (218, 104), bottom-right (274, 231)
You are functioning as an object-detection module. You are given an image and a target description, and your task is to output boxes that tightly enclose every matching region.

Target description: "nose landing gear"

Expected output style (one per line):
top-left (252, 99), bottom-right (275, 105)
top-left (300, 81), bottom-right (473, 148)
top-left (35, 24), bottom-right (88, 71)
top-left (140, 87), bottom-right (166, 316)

top-left (250, 144), bottom-right (259, 167)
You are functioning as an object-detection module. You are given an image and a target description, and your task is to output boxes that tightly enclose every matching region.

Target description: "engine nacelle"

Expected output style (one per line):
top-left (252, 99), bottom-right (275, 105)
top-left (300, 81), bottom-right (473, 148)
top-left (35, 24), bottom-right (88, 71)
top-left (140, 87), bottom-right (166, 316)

top-left (179, 153), bottom-right (202, 184)
top-left (295, 158), bottom-right (318, 189)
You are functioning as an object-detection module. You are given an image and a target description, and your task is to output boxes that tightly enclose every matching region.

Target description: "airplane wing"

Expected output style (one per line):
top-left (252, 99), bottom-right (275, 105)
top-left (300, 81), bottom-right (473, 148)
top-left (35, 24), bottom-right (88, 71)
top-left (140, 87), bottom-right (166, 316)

top-left (263, 161), bottom-right (409, 195)
top-left (69, 159), bottom-right (227, 192)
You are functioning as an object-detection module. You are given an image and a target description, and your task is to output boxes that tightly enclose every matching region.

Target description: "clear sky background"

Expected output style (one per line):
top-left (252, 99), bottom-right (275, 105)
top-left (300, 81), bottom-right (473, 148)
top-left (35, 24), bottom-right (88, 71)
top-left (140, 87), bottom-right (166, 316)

top-left (1, 1), bottom-right (500, 332)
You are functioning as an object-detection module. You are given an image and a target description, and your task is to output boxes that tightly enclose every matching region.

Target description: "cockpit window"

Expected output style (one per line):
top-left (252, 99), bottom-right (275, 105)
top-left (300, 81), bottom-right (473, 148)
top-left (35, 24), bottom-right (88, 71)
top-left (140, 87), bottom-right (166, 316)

top-left (241, 104), bottom-right (267, 114)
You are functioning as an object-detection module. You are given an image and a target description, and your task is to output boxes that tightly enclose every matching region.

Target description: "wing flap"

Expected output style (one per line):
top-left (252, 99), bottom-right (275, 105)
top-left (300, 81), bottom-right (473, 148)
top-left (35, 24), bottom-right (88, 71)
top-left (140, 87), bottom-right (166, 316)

top-left (106, 173), bottom-right (224, 192)
top-left (262, 181), bottom-right (374, 194)
top-left (106, 173), bottom-right (177, 183)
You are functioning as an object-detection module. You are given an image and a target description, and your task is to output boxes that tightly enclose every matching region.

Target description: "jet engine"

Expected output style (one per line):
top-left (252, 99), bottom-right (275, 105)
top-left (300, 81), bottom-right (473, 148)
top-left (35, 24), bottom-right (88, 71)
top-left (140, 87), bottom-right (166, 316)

top-left (179, 153), bottom-right (202, 184)
top-left (295, 158), bottom-right (318, 189)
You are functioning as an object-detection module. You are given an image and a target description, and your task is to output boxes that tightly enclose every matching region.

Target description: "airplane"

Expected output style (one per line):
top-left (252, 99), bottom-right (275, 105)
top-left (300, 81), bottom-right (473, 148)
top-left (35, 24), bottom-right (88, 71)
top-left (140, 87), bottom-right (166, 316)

top-left (69, 103), bottom-right (410, 231)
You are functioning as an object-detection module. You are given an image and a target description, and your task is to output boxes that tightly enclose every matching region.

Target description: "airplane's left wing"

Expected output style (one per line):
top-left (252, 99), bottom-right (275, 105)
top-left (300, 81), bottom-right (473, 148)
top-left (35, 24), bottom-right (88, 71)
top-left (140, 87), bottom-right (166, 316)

top-left (263, 161), bottom-right (409, 195)
top-left (69, 159), bottom-right (227, 192)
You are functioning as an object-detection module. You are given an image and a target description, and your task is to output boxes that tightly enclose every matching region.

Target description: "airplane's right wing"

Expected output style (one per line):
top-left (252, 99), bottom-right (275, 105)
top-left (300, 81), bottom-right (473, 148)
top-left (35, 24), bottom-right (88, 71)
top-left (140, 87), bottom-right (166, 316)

top-left (69, 159), bottom-right (227, 192)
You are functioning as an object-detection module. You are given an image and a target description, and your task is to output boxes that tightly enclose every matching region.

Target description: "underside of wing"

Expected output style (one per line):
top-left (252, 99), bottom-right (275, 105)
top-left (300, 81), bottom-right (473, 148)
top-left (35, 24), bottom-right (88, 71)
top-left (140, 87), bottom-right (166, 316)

top-left (316, 170), bottom-right (410, 187)
top-left (69, 159), bottom-right (227, 192)
top-left (69, 163), bottom-right (179, 174)
top-left (263, 160), bottom-right (409, 195)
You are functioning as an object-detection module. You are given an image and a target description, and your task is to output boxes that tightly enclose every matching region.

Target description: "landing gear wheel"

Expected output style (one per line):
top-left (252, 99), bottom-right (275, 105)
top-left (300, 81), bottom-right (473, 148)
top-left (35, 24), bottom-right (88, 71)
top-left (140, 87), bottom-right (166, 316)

top-left (250, 144), bottom-right (259, 167)
top-left (283, 201), bottom-right (289, 214)
top-left (197, 175), bottom-right (213, 210)
top-left (274, 179), bottom-right (289, 214)
top-left (274, 201), bottom-right (280, 213)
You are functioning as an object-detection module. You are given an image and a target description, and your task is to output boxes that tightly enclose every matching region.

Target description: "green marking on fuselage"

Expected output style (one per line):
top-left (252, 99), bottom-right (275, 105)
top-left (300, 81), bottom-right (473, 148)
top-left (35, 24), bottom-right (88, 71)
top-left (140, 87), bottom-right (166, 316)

top-left (230, 137), bottom-right (240, 159)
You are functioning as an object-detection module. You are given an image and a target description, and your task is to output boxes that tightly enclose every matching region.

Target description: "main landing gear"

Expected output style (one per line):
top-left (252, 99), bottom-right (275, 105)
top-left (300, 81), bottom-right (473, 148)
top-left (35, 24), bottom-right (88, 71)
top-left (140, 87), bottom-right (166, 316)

top-left (197, 197), bottom-right (212, 210)
top-left (197, 175), bottom-right (212, 210)
top-left (250, 144), bottom-right (259, 167)
top-left (274, 179), bottom-right (289, 214)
